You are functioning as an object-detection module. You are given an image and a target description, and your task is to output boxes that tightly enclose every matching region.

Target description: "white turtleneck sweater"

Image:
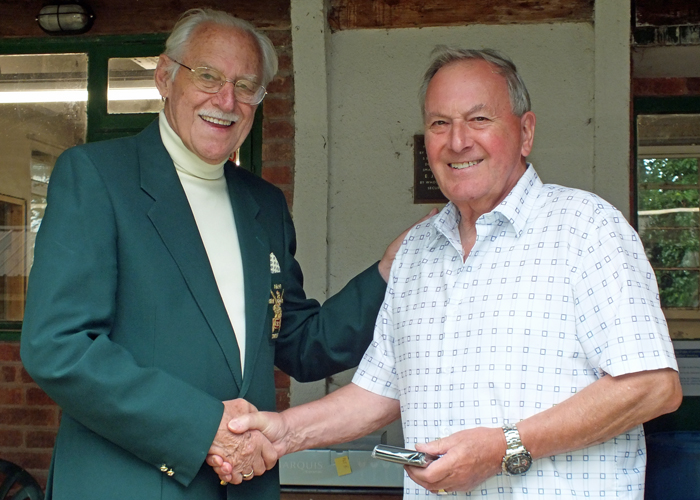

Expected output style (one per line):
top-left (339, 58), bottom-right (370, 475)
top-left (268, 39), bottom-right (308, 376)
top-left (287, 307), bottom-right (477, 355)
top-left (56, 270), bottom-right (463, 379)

top-left (159, 111), bottom-right (247, 374)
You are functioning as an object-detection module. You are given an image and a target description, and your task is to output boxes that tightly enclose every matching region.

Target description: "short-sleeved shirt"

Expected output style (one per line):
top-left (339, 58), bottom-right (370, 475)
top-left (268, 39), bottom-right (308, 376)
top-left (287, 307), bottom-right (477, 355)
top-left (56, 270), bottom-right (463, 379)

top-left (353, 165), bottom-right (677, 499)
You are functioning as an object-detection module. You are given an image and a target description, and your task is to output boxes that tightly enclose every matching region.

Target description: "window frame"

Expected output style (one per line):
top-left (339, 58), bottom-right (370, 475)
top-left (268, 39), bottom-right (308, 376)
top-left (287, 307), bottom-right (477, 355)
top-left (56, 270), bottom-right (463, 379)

top-left (0, 35), bottom-right (263, 339)
top-left (633, 96), bottom-right (700, 325)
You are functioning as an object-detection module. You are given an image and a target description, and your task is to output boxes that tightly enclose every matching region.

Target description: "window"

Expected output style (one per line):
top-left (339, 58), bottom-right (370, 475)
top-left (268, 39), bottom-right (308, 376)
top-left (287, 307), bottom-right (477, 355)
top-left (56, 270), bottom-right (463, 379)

top-left (635, 97), bottom-right (700, 338)
top-left (637, 115), bottom-right (700, 308)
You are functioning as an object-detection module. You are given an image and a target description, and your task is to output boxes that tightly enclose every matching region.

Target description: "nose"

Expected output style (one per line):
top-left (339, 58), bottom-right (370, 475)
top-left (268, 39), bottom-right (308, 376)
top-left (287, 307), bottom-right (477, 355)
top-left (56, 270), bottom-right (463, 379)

top-left (448, 120), bottom-right (473, 152)
top-left (213, 81), bottom-right (237, 111)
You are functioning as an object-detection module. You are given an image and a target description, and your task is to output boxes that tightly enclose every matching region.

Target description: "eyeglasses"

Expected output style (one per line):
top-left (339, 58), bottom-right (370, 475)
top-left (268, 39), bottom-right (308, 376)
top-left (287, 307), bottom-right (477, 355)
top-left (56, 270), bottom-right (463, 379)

top-left (172, 60), bottom-right (267, 105)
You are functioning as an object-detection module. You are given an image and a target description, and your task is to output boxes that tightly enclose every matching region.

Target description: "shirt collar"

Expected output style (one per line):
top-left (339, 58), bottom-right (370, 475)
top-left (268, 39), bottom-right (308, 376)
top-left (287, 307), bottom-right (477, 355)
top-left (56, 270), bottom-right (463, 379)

top-left (432, 163), bottom-right (543, 244)
top-left (492, 164), bottom-right (543, 238)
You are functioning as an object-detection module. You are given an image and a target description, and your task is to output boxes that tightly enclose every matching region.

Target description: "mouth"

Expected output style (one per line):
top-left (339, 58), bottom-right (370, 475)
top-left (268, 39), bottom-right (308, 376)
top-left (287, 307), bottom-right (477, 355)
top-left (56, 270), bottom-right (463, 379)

top-left (449, 159), bottom-right (482, 170)
top-left (200, 115), bottom-right (235, 127)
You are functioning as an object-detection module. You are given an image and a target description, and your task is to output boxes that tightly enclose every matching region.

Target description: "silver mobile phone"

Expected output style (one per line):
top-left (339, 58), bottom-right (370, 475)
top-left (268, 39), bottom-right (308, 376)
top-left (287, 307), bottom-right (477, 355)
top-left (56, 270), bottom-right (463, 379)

top-left (371, 444), bottom-right (439, 467)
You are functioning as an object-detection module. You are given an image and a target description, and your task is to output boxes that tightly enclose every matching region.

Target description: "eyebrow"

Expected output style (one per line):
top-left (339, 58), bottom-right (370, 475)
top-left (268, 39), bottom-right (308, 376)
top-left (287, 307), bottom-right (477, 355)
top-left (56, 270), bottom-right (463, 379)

top-left (463, 103), bottom-right (488, 116)
top-left (194, 62), bottom-right (261, 83)
top-left (425, 103), bottom-right (488, 119)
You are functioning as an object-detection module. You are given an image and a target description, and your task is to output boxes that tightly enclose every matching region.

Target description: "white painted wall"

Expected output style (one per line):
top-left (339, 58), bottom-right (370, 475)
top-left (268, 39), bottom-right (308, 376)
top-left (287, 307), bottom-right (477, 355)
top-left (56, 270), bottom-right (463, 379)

top-left (290, 0), bottom-right (631, 446)
top-left (326, 22), bottom-right (597, 292)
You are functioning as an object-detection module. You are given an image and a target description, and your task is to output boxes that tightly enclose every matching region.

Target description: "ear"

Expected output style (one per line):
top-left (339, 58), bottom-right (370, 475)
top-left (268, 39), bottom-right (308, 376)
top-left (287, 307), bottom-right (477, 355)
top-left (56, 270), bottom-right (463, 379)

top-left (154, 54), bottom-right (173, 99)
top-left (519, 111), bottom-right (536, 157)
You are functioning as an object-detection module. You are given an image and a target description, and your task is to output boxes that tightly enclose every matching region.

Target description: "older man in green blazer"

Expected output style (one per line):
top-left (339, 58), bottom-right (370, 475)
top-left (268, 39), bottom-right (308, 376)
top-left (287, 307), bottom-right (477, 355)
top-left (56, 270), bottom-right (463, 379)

top-left (20, 8), bottom-right (406, 500)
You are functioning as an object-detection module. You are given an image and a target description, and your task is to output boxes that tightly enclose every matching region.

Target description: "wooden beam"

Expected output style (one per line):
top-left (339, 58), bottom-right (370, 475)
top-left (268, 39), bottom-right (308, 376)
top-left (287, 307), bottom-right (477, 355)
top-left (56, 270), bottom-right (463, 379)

top-left (636, 0), bottom-right (700, 27)
top-left (328, 0), bottom-right (594, 31)
top-left (0, 0), bottom-right (290, 38)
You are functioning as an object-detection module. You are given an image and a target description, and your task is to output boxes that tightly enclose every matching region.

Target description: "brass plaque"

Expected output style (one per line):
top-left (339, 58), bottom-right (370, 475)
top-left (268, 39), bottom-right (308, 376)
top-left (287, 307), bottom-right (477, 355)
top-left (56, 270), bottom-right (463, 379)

top-left (413, 135), bottom-right (447, 204)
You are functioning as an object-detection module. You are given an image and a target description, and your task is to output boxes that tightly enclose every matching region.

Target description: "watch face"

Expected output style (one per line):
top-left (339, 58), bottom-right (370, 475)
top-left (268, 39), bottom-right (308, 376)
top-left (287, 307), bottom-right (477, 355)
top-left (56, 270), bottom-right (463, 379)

top-left (505, 453), bottom-right (532, 474)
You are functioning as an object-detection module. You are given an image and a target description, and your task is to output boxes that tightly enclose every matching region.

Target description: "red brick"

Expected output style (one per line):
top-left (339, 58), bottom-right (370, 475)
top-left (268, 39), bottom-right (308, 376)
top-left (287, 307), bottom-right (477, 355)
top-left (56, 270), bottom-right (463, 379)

top-left (263, 142), bottom-right (294, 163)
top-left (263, 97), bottom-right (293, 119)
top-left (0, 428), bottom-right (23, 447)
top-left (267, 74), bottom-right (293, 94)
top-left (633, 77), bottom-right (688, 96)
top-left (0, 387), bottom-right (23, 404)
top-left (262, 166), bottom-right (293, 186)
top-left (263, 119), bottom-right (294, 140)
top-left (277, 53), bottom-right (293, 73)
top-left (26, 387), bottom-right (56, 406)
top-left (0, 408), bottom-right (57, 426)
top-left (19, 367), bottom-right (35, 384)
top-left (0, 365), bottom-right (17, 383)
top-left (687, 78), bottom-right (700, 95)
top-left (266, 29), bottom-right (292, 49)
top-left (26, 430), bottom-right (57, 449)
top-left (0, 342), bottom-right (20, 362)
top-left (274, 368), bottom-right (291, 389)
top-left (275, 389), bottom-right (290, 411)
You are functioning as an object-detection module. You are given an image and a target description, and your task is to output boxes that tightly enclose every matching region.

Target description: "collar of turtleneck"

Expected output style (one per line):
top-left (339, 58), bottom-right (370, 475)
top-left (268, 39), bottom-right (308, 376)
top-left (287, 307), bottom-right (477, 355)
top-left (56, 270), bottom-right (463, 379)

top-left (159, 110), bottom-right (226, 180)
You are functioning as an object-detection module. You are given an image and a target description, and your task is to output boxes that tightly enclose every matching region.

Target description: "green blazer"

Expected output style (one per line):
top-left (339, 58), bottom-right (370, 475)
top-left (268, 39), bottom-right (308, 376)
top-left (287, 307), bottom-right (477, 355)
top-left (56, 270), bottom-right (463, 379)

top-left (20, 121), bottom-right (386, 500)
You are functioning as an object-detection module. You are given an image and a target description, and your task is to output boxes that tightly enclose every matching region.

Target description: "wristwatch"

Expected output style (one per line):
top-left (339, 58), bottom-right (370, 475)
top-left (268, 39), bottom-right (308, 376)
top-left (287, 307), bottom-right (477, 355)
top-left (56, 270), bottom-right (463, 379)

top-left (501, 424), bottom-right (532, 475)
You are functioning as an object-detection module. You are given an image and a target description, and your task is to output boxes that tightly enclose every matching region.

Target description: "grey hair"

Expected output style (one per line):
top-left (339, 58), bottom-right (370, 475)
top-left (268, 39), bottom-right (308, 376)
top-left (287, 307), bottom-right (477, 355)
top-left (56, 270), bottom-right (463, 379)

top-left (419, 46), bottom-right (531, 118)
top-left (162, 8), bottom-right (278, 87)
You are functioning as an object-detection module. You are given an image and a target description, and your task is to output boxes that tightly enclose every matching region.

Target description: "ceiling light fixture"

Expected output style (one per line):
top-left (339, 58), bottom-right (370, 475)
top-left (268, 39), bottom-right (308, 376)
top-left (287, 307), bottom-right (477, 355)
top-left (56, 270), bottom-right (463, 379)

top-left (36, 2), bottom-right (94, 35)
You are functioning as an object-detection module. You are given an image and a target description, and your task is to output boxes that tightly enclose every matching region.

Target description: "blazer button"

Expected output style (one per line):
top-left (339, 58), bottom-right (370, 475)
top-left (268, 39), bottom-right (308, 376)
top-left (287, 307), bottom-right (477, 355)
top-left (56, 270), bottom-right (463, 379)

top-left (167, 469), bottom-right (175, 477)
top-left (160, 465), bottom-right (168, 472)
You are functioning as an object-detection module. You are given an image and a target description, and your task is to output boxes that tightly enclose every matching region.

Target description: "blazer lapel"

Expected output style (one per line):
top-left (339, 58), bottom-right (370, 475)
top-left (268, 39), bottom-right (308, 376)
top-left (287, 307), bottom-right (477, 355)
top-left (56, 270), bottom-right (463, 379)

top-left (224, 167), bottom-right (270, 395)
top-left (136, 122), bottom-right (243, 390)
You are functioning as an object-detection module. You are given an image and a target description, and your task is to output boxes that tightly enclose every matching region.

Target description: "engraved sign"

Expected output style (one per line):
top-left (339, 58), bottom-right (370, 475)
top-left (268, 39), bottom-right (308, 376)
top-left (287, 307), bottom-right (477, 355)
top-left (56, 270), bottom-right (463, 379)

top-left (413, 135), bottom-right (447, 204)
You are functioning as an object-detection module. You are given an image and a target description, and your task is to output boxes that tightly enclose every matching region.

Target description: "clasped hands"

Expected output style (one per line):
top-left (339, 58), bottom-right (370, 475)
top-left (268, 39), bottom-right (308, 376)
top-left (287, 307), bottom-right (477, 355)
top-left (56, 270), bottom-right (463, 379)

top-left (206, 399), bottom-right (284, 484)
top-left (207, 398), bottom-right (505, 492)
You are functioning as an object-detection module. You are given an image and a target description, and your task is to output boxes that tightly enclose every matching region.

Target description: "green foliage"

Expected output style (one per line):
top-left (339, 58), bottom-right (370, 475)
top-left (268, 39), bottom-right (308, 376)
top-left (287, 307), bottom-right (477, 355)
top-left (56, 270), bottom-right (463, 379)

top-left (638, 157), bottom-right (700, 308)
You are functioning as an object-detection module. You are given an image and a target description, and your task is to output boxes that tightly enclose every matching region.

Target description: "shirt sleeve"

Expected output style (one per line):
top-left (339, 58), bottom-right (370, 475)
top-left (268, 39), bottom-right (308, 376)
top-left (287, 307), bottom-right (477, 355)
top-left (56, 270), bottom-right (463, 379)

top-left (573, 204), bottom-right (678, 377)
top-left (352, 262), bottom-right (402, 400)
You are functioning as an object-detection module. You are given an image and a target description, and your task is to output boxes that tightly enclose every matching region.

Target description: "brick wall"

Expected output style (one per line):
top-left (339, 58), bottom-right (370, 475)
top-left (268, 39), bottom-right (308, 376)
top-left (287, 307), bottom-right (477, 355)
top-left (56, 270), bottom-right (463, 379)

top-left (0, 341), bottom-right (58, 486)
top-left (633, 77), bottom-right (700, 96)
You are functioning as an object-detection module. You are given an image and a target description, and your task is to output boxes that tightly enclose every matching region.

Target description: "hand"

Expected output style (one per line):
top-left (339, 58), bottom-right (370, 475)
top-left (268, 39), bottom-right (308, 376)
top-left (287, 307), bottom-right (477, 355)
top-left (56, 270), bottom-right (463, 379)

top-left (228, 410), bottom-right (290, 457)
top-left (378, 208), bottom-right (439, 282)
top-left (405, 427), bottom-right (505, 494)
top-left (206, 399), bottom-right (277, 485)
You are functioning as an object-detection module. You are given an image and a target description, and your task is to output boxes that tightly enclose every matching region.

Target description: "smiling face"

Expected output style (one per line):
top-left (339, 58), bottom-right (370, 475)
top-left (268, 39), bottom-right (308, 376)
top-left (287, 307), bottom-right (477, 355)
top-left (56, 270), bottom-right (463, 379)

top-left (423, 58), bottom-right (535, 222)
top-left (155, 23), bottom-right (262, 164)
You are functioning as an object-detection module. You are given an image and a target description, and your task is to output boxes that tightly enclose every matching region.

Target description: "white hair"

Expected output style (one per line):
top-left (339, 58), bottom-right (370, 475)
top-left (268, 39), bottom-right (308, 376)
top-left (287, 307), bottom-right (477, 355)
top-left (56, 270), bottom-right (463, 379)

top-left (162, 8), bottom-right (278, 87)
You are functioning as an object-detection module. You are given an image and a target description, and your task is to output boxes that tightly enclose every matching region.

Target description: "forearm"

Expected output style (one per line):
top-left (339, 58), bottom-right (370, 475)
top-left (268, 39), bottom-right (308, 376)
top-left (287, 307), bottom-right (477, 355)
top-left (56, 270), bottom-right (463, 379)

top-left (518, 367), bottom-right (682, 460)
top-left (279, 383), bottom-right (400, 456)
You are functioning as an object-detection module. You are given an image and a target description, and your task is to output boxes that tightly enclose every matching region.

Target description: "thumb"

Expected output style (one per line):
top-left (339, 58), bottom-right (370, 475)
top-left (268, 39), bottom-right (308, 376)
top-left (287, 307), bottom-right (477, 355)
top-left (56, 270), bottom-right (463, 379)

top-left (228, 411), bottom-right (274, 435)
top-left (228, 413), bottom-right (256, 434)
top-left (415, 437), bottom-right (447, 456)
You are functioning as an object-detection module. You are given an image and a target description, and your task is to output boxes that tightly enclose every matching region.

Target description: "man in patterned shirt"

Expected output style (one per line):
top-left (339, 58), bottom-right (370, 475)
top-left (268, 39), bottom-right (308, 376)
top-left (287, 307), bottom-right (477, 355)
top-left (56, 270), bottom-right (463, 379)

top-left (212, 47), bottom-right (682, 499)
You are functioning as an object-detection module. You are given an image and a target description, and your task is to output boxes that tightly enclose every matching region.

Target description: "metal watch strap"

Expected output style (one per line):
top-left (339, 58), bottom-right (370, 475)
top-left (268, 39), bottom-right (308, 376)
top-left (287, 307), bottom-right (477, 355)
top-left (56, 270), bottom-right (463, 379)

top-left (503, 424), bottom-right (525, 452)
top-left (502, 424), bottom-right (532, 475)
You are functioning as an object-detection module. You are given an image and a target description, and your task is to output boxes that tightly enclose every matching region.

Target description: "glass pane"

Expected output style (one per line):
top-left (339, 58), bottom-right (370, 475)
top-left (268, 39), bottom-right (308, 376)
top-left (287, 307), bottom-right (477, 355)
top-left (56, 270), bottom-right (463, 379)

top-left (638, 157), bottom-right (699, 186)
top-left (656, 270), bottom-right (700, 308)
top-left (638, 185), bottom-right (699, 228)
top-left (0, 53), bottom-right (88, 321)
top-left (107, 57), bottom-right (162, 114)
top-left (643, 228), bottom-right (699, 268)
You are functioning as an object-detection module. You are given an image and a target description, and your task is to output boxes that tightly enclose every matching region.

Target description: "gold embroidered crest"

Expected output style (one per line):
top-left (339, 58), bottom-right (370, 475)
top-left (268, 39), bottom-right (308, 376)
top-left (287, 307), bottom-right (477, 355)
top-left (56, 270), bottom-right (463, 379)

top-left (269, 284), bottom-right (284, 339)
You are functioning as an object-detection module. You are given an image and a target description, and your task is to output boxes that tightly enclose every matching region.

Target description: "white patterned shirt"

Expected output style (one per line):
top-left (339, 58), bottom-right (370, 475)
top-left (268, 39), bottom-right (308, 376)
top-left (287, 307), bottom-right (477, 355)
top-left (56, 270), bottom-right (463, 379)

top-left (353, 165), bottom-right (677, 499)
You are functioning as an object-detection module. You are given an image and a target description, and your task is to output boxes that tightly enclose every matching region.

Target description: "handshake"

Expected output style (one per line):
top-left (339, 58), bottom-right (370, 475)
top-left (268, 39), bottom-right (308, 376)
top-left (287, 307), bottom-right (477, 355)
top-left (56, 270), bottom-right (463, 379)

top-left (205, 399), bottom-right (287, 485)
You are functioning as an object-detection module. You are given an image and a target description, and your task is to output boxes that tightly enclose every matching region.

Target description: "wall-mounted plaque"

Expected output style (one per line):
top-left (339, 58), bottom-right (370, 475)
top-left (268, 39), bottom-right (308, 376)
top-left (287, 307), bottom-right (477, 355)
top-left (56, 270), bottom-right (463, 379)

top-left (413, 135), bottom-right (447, 204)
